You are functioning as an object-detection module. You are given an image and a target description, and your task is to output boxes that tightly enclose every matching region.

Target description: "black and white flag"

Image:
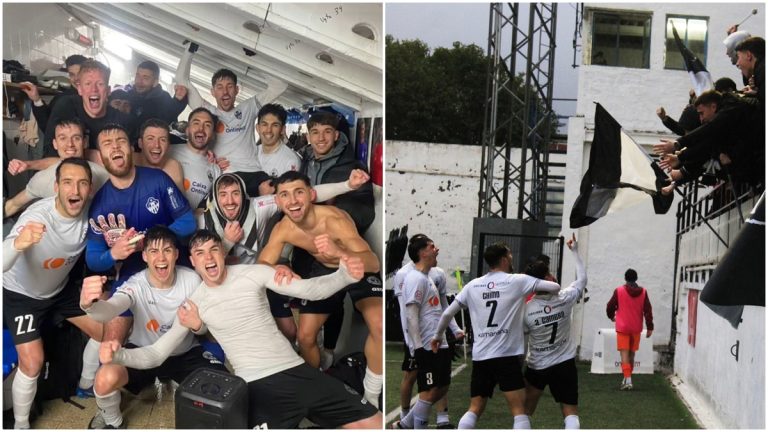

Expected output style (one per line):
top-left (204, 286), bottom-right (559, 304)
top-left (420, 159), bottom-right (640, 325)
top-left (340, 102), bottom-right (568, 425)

top-left (570, 104), bottom-right (673, 228)
top-left (671, 22), bottom-right (713, 96)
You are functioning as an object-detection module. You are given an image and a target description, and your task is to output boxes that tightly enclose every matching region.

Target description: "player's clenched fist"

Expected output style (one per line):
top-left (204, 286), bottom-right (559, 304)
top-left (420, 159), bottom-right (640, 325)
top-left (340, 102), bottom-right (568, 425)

top-left (99, 340), bottom-right (121, 364)
top-left (314, 234), bottom-right (342, 259)
top-left (80, 275), bottom-right (107, 310)
top-left (339, 255), bottom-right (364, 280)
top-left (14, 221), bottom-right (46, 251)
top-left (347, 169), bottom-right (370, 190)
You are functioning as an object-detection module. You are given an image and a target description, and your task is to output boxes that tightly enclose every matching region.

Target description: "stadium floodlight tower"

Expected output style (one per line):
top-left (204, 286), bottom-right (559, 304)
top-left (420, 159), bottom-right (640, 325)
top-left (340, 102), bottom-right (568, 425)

top-left (471, 3), bottom-right (560, 279)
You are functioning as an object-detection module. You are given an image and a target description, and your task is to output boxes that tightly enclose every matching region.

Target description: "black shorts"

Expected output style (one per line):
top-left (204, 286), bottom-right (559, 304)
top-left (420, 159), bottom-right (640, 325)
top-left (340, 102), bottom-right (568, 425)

top-left (471, 355), bottom-right (525, 398)
top-left (266, 289), bottom-right (293, 318)
top-left (348, 273), bottom-right (383, 303)
top-left (524, 358), bottom-right (579, 405)
top-left (415, 348), bottom-right (452, 392)
top-left (298, 261), bottom-right (382, 314)
top-left (3, 288), bottom-right (85, 345)
top-left (246, 363), bottom-right (378, 429)
top-left (401, 343), bottom-right (418, 372)
top-left (124, 345), bottom-right (227, 394)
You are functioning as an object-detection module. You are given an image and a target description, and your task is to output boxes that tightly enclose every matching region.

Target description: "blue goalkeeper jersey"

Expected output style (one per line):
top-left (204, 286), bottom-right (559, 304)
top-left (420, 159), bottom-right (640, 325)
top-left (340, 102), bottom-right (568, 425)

top-left (86, 166), bottom-right (191, 285)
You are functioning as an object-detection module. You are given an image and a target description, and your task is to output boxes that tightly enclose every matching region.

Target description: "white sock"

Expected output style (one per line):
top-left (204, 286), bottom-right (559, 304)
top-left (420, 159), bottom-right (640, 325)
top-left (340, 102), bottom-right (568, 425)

top-left (626, 377), bottom-right (633, 385)
top-left (362, 367), bottom-right (382, 408)
top-left (412, 398), bottom-right (433, 429)
top-left (458, 411), bottom-right (477, 429)
top-left (12, 369), bottom-right (38, 429)
top-left (513, 414), bottom-right (531, 429)
top-left (95, 389), bottom-right (123, 427)
top-left (436, 407), bottom-right (450, 425)
top-left (564, 415), bottom-right (580, 429)
top-left (400, 407), bottom-right (410, 420)
top-left (79, 338), bottom-right (101, 389)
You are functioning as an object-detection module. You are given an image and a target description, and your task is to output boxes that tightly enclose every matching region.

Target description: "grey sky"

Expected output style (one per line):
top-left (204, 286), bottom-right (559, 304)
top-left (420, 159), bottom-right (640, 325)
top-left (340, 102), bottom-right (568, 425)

top-left (386, 3), bottom-right (581, 127)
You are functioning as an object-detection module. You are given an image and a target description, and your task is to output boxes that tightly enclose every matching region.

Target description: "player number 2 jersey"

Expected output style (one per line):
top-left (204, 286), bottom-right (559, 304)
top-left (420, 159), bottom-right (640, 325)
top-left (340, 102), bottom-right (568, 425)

top-left (456, 271), bottom-right (539, 361)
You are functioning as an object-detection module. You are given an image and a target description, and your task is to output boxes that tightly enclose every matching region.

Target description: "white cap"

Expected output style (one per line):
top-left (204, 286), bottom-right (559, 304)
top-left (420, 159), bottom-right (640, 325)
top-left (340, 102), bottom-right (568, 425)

top-left (724, 31), bottom-right (751, 62)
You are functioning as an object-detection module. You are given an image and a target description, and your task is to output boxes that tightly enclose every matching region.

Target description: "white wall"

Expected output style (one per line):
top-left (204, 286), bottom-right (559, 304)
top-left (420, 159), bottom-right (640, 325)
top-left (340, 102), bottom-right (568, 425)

top-left (579, 3), bottom-right (764, 131)
top-left (672, 199), bottom-right (764, 429)
top-left (386, 141), bottom-right (566, 293)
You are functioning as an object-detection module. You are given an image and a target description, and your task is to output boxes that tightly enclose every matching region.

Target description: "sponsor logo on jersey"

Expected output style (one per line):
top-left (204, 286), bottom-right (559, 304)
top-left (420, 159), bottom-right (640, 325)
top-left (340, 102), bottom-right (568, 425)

top-left (146, 197), bottom-right (160, 214)
top-left (168, 187), bottom-right (180, 209)
top-left (544, 305), bottom-right (552, 314)
top-left (486, 281), bottom-right (495, 289)
top-left (146, 319), bottom-right (160, 332)
top-left (225, 125), bottom-right (246, 134)
top-left (42, 255), bottom-right (79, 270)
top-left (427, 295), bottom-right (439, 306)
top-left (42, 257), bottom-right (65, 269)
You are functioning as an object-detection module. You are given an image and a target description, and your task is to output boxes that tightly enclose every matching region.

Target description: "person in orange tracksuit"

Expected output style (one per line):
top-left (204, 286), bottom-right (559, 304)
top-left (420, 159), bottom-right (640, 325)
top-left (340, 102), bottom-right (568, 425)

top-left (606, 269), bottom-right (654, 390)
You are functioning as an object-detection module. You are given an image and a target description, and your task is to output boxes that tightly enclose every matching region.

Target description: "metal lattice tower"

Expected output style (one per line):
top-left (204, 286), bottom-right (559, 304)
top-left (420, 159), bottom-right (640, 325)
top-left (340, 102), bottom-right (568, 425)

top-left (478, 3), bottom-right (558, 220)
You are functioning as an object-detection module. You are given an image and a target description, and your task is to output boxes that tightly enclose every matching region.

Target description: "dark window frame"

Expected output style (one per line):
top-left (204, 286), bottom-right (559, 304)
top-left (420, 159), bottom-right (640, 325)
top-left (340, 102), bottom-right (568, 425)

top-left (664, 14), bottom-right (710, 71)
top-left (590, 10), bottom-right (653, 69)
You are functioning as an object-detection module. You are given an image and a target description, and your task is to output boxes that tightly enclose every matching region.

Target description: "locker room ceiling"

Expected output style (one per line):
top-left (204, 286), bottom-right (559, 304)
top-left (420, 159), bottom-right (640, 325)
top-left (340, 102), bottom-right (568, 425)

top-left (64, 3), bottom-right (382, 111)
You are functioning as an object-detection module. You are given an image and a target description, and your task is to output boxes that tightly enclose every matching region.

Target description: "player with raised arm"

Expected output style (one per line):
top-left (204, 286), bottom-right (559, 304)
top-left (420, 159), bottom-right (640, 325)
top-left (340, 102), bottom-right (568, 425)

top-left (430, 242), bottom-right (561, 429)
top-left (3, 158), bottom-right (104, 429)
top-left (80, 226), bottom-right (226, 429)
top-left (98, 229), bottom-right (382, 429)
top-left (523, 234), bottom-right (586, 429)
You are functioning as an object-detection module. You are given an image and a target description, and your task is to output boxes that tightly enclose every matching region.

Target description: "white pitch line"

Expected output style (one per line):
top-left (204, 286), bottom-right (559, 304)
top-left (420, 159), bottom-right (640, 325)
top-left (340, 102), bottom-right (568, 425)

top-left (385, 362), bottom-right (468, 423)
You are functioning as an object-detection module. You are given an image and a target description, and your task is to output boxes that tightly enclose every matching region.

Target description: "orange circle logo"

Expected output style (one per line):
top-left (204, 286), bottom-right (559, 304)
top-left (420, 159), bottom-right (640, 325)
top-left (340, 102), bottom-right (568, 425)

top-left (146, 320), bottom-right (160, 332)
top-left (216, 122), bottom-right (225, 133)
top-left (183, 178), bottom-right (191, 191)
top-left (43, 258), bottom-right (66, 269)
top-left (428, 296), bottom-right (439, 307)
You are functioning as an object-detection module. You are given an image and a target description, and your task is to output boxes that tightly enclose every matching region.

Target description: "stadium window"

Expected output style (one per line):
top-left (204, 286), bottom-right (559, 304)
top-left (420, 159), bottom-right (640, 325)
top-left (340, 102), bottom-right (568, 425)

top-left (590, 11), bottom-right (652, 68)
top-left (665, 16), bottom-right (708, 70)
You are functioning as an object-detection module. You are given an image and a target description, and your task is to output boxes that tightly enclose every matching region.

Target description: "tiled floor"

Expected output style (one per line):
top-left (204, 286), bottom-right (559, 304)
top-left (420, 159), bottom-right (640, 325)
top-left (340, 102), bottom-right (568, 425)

top-left (31, 381), bottom-right (176, 429)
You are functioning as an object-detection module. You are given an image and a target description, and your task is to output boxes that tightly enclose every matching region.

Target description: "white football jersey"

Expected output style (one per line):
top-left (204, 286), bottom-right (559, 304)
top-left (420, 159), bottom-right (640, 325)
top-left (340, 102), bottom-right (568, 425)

top-left (525, 274), bottom-right (585, 369)
top-left (256, 142), bottom-right (301, 178)
top-left (402, 266), bottom-right (447, 355)
top-left (115, 267), bottom-right (201, 356)
top-left (455, 271), bottom-right (539, 360)
top-left (394, 263), bottom-right (450, 349)
top-left (168, 145), bottom-right (222, 208)
top-left (3, 197), bottom-right (89, 299)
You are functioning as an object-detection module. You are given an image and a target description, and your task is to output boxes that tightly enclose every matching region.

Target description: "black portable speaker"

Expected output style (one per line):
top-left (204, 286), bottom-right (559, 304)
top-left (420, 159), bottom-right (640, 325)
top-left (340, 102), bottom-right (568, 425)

top-left (175, 368), bottom-right (248, 429)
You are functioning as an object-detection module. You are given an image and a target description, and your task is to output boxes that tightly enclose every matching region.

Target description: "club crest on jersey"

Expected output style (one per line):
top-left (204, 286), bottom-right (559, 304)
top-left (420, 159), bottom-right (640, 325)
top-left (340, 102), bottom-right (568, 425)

top-left (366, 275), bottom-right (382, 286)
top-left (146, 197), bottom-right (160, 214)
top-left (234, 110), bottom-right (242, 120)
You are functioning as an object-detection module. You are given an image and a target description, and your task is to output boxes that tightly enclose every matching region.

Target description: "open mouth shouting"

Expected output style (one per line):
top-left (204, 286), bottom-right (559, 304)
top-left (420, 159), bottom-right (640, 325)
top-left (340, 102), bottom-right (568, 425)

top-left (155, 262), bottom-right (170, 279)
top-left (66, 194), bottom-right (84, 211)
top-left (204, 261), bottom-right (220, 279)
